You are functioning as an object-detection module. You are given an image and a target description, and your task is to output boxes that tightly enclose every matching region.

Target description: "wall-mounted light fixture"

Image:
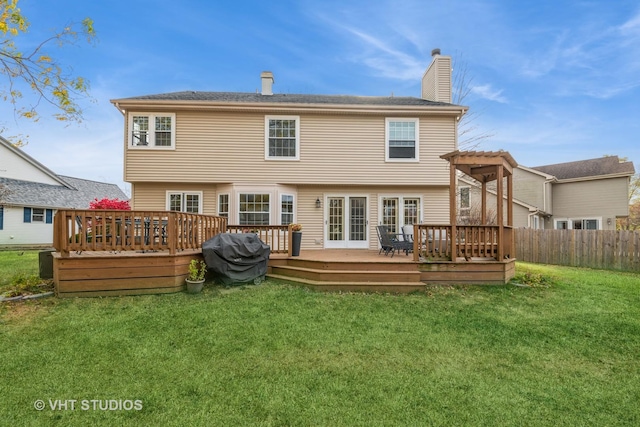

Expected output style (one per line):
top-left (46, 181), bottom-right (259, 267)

top-left (607, 218), bottom-right (612, 226)
top-left (315, 198), bottom-right (321, 209)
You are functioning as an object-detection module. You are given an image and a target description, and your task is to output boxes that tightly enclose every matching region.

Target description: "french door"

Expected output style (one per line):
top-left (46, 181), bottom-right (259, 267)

top-left (325, 196), bottom-right (368, 248)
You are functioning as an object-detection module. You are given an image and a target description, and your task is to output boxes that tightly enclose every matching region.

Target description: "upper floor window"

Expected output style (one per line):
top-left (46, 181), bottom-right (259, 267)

top-left (129, 113), bottom-right (176, 149)
top-left (265, 116), bottom-right (299, 160)
top-left (167, 191), bottom-right (202, 214)
top-left (386, 118), bottom-right (419, 161)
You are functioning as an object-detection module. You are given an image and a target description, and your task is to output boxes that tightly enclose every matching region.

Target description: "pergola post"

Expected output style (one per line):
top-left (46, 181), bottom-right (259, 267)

top-left (449, 161), bottom-right (457, 260)
top-left (496, 165), bottom-right (504, 261)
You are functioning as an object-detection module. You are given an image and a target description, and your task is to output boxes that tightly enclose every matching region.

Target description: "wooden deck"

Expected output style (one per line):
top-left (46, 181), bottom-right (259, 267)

top-left (269, 249), bottom-right (516, 292)
top-left (53, 249), bottom-right (203, 298)
top-left (53, 248), bottom-right (516, 297)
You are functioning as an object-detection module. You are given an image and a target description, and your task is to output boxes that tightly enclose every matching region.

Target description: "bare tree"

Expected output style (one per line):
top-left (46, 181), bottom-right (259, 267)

top-left (452, 55), bottom-right (495, 151)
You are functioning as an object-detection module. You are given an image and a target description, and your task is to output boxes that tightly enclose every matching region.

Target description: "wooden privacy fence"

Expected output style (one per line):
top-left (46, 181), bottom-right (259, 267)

top-left (54, 210), bottom-right (227, 256)
top-left (514, 228), bottom-right (640, 272)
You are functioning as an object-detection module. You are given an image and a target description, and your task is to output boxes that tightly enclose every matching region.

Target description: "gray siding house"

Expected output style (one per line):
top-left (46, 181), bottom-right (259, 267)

top-left (461, 156), bottom-right (635, 230)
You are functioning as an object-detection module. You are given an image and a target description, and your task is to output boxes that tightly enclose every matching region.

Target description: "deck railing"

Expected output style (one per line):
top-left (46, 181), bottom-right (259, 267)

top-left (54, 210), bottom-right (227, 256)
top-left (412, 224), bottom-right (512, 261)
top-left (227, 225), bottom-right (290, 254)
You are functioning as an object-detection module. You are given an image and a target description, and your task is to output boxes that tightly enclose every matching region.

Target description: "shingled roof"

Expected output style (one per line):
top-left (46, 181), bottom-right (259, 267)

top-left (114, 91), bottom-right (456, 107)
top-left (0, 176), bottom-right (128, 209)
top-left (531, 156), bottom-right (635, 180)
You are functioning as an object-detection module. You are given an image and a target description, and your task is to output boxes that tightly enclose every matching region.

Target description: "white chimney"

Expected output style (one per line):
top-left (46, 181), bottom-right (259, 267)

top-left (421, 48), bottom-right (452, 103)
top-left (260, 71), bottom-right (274, 95)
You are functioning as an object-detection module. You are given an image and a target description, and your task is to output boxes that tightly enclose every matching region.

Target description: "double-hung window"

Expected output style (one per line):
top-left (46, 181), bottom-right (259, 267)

top-left (386, 118), bottom-right (419, 161)
top-left (167, 192), bottom-right (202, 213)
top-left (129, 113), bottom-right (176, 148)
top-left (265, 116), bottom-right (299, 160)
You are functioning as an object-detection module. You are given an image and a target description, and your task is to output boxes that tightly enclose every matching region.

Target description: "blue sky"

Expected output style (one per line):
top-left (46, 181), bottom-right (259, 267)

top-left (3, 0), bottom-right (640, 194)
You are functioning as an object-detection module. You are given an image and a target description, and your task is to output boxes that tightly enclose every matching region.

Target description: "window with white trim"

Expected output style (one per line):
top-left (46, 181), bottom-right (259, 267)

top-left (265, 116), bottom-right (299, 159)
top-left (386, 118), bottom-right (419, 161)
top-left (167, 192), bottom-right (202, 213)
top-left (239, 193), bottom-right (270, 225)
top-left (403, 198), bottom-right (420, 225)
top-left (281, 194), bottom-right (294, 225)
top-left (218, 194), bottom-right (229, 218)
top-left (573, 219), bottom-right (598, 230)
top-left (32, 208), bottom-right (45, 222)
top-left (555, 218), bottom-right (599, 230)
top-left (381, 196), bottom-right (422, 233)
top-left (129, 113), bottom-right (176, 148)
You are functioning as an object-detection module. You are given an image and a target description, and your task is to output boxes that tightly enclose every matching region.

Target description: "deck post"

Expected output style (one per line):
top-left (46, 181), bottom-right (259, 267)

top-left (496, 165), bottom-right (504, 261)
top-left (449, 161), bottom-right (457, 260)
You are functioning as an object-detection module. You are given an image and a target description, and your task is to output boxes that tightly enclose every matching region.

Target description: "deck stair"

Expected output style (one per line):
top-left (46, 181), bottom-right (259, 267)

top-left (267, 256), bottom-right (427, 292)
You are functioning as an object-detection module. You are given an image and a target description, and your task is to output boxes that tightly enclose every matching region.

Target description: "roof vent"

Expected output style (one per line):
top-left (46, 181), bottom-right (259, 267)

top-left (260, 71), bottom-right (274, 96)
top-left (431, 48), bottom-right (441, 57)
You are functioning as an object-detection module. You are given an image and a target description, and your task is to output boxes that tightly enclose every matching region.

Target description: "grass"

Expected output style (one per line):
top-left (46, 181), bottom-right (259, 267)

top-left (0, 250), bottom-right (51, 297)
top-left (0, 251), bottom-right (639, 426)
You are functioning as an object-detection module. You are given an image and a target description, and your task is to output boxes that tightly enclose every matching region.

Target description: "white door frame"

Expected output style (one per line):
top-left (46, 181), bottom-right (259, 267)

top-left (324, 194), bottom-right (369, 249)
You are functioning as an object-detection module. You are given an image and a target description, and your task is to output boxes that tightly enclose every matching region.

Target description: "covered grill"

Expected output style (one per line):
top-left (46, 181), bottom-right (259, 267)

top-left (202, 233), bottom-right (270, 285)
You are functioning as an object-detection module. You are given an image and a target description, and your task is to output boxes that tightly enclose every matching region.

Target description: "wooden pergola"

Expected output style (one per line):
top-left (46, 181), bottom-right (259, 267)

top-left (440, 150), bottom-right (518, 261)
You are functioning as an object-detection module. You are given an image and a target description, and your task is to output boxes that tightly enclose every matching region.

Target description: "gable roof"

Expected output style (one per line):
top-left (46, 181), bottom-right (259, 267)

top-left (113, 91), bottom-right (457, 107)
top-left (0, 175), bottom-right (127, 209)
top-left (0, 135), bottom-right (128, 209)
top-left (531, 156), bottom-right (635, 181)
top-left (0, 136), bottom-right (70, 187)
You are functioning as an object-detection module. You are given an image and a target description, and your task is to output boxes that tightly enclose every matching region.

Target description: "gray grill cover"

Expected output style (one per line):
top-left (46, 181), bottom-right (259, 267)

top-left (202, 233), bottom-right (270, 285)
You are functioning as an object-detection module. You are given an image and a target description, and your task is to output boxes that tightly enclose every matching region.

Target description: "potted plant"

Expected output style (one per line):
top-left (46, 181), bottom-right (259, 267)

top-left (290, 223), bottom-right (302, 256)
top-left (185, 259), bottom-right (207, 293)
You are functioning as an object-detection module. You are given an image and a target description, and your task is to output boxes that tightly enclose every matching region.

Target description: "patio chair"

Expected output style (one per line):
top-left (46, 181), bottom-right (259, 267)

top-left (401, 225), bottom-right (414, 243)
top-left (376, 225), bottom-right (412, 257)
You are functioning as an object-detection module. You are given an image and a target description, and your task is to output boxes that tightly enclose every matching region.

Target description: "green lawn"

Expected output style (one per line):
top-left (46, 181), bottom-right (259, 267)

top-left (1, 251), bottom-right (639, 426)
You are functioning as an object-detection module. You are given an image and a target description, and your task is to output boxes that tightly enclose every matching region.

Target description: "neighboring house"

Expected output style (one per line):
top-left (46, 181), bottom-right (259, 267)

top-left (460, 155), bottom-right (635, 230)
top-left (111, 50), bottom-right (468, 251)
top-left (0, 137), bottom-right (128, 247)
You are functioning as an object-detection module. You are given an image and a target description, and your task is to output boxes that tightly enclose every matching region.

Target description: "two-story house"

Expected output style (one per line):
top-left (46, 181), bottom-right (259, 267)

top-left (459, 155), bottom-right (635, 230)
top-left (111, 50), bottom-right (468, 252)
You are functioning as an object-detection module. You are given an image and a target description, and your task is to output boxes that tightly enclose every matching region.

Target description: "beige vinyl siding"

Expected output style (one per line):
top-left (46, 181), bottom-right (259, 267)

top-left (297, 185), bottom-right (449, 251)
top-left (131, 183), bottom-right (450, 251)
top-left (124, 112), bottom-right (456, 186)
top-left (552, 177), bottom-right (630, 220)
top-left (421, 56), bottom-right (452, 103)
top-left (131, 182), bottom-right (217, 213)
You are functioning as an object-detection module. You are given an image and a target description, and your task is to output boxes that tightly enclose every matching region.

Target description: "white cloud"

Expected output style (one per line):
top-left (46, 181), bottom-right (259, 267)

top-left (470, 84), bottom-right (508, 103)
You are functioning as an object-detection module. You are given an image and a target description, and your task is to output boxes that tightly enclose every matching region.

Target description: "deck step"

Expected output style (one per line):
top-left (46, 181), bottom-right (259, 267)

top-left (267, 274), bottom-right (428, 293)
top-left (270, 264), bottom-right (422, 283)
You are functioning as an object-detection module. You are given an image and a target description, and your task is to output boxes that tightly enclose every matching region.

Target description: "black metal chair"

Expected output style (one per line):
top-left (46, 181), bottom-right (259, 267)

top-left (376, 225), bottom-right (412, 257)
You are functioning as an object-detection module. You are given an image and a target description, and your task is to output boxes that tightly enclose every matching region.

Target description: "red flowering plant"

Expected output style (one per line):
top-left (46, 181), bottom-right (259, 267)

top-left (89, 198), bottom-right (131, 210)
top-left (87, 198), bottom-right (131, 238)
